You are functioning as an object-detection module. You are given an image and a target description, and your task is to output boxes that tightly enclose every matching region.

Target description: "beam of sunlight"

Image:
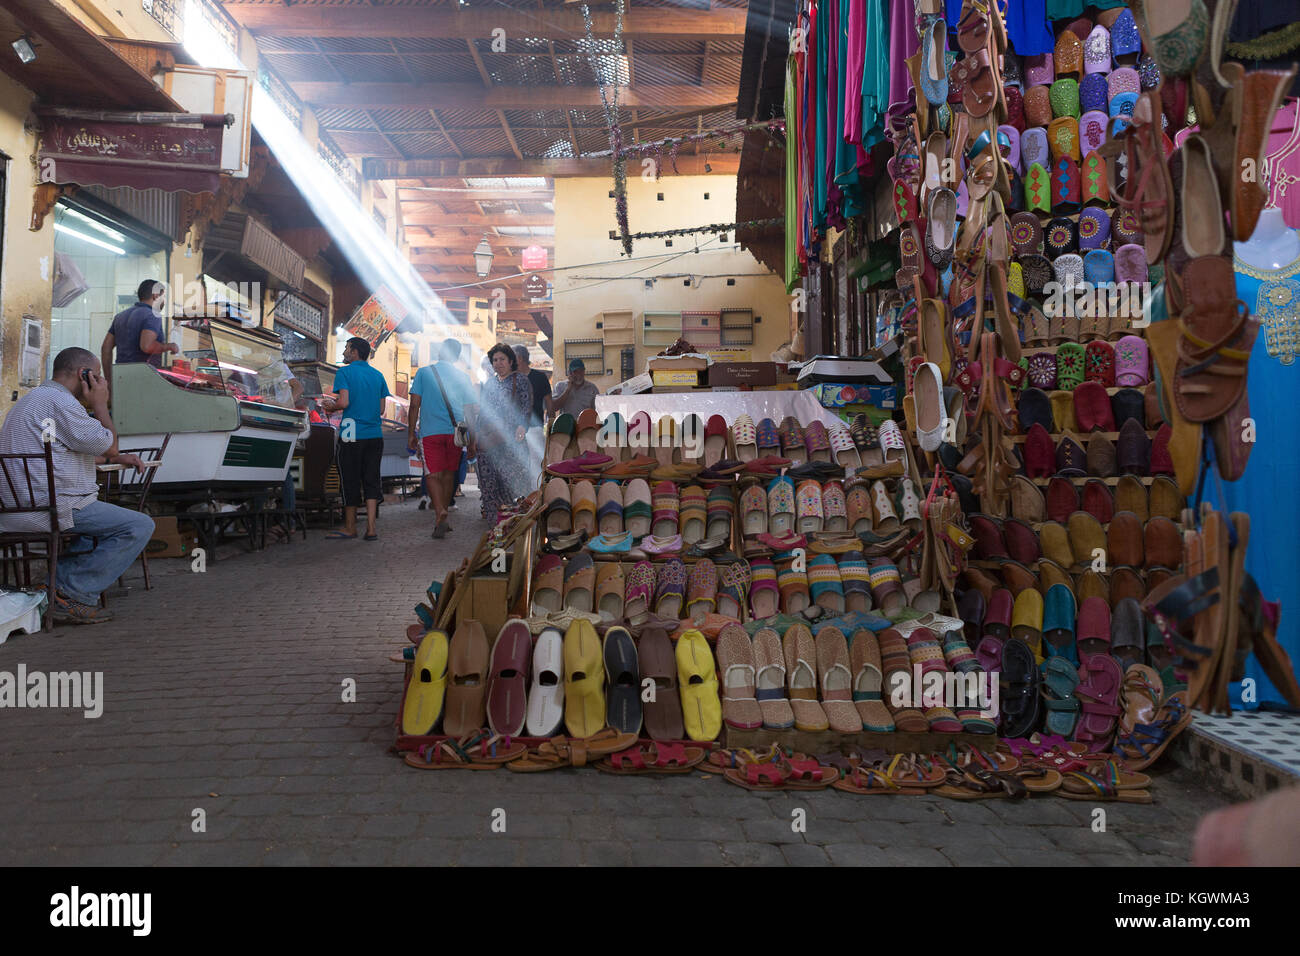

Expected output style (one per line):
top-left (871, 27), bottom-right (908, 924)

top-left (182, 2), bottom-right (455, 342)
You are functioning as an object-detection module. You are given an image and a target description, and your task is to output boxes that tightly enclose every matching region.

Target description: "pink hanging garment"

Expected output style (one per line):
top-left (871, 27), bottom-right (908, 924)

top-left (1265, 100), bottom-right (1300, 229)
top-left (844, 0), bottom-right (866, 144)
top-left (887, 0), bottom-right (919, 113)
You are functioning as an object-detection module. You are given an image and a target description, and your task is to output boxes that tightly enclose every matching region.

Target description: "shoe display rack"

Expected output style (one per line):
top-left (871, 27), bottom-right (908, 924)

top-left (389, 0), bottom-right (1300, 794)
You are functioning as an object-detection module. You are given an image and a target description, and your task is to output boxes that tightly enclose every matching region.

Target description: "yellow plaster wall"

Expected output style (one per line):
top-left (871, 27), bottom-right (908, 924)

top-left (552, 175), bottom-right (793, 389)
top-left (53, 0), bottom-right (177, 42)
top-left (0, 72), bottom-right (55, 417)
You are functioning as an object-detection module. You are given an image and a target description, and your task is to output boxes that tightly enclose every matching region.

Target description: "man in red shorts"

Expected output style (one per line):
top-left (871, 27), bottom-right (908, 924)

top-left (408, 338), bottom-right (477, 538)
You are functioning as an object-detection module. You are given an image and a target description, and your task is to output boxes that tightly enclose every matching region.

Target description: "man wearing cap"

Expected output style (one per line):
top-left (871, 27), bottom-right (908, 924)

top-left (551, 358), bottom-right (599, 418)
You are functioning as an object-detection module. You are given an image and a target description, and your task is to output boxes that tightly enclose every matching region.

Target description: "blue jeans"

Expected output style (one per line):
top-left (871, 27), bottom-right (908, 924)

top-left (57, 501), bottom-right (156, 605)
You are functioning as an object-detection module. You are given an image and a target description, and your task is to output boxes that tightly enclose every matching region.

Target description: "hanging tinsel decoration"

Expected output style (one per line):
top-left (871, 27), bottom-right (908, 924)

top-left (580, 0), bottom-right (632, 256)
top-left (622, 218), bottom-right (783, 241)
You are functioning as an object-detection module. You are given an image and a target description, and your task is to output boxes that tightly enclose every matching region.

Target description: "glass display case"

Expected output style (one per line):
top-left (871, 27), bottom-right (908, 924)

top-left (287, 360), bottom-right (338, 398)
top-left (113, 316), bottom-right (308, 490)
top-left (160, 317), bottom-right (299, 408)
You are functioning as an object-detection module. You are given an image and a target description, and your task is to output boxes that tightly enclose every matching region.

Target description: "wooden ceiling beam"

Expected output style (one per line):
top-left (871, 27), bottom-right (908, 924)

top-left (409, 253), bottom-right (553, 268)
top-left (397, 187), bottom-right (554, 201)
top-left (401, 199), bottom-right (552, 216)
top-left (294, 82), bottom-right (734, 110)
top-left (427, 110), bottom-right (462, 159)
top-left (222, 6), bottom-right (747, 39)
top-left (364, 154), bottom-right (740, 179)
top-left (402, 212), bottom-right (553, 226)
top-left (410, 239), bottom-right (553, 254)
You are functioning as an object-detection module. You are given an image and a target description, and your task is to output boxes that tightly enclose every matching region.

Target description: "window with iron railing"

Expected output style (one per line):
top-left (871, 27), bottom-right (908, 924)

top-left (319, 134), bottom-right (361, 199)
top-left (276, 292), bottom-right (326, 342)
top-left (142, 0), bottom-right (182, 37)
top-left (186, 0), bottom-right (237, 56)
top-left (259, 65), bottom-right (303, 130)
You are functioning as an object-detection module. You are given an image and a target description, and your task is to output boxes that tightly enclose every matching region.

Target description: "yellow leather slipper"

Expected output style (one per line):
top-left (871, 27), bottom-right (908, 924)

top-left (563, 618), bottom-right (606, 738)
top-left (1011, 588), bottom-right (1045, 663)
top-left (1147, 315), bottom-right (1203, 496)
top-left (676, 629), bottom-right (722, 742)
top-left (402, 629), bottom-right (449, 736)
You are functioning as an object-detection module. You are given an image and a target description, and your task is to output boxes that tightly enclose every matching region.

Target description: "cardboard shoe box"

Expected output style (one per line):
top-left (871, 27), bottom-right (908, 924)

top-left (145, 516), bottom-right (197, 558)
top-left (708, 362), bottom-right (779, 388)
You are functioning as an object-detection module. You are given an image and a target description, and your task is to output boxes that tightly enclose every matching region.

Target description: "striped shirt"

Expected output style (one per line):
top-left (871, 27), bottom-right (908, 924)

top-left (0, 380), bottom-right (113, 532)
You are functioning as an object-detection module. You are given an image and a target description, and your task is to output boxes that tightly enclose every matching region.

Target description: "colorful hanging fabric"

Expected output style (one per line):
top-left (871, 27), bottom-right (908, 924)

top-left (861, 0), bottom-right (889, 148)
top-left (785, 56), bottom-right (801, 291)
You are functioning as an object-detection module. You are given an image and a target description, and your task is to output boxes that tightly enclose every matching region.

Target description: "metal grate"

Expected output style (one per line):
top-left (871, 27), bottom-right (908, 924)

top-left (276, 293), bottom-right (325, 341)
top-left (318, 133), bottom-right (361, 198)
top-left (188, 0), bottom-right (237, 54)
top-left (259, 66), bottom-right (303, 130)
top-left (141, 0), bottom-right (182, 38)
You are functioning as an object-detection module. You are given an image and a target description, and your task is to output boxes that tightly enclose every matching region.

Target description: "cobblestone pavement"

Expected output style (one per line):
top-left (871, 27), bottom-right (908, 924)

top-left (0, 487), bottom-right (1233, 866)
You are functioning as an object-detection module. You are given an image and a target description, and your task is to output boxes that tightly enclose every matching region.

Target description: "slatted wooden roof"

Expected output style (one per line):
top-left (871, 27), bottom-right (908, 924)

top-left (219, 0), bottom-right (754, 330)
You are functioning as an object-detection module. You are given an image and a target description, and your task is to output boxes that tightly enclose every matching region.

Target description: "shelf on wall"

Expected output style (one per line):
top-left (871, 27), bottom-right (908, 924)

top-left (643, 310), bottom-right (682, 348)
top-left (721, 307), bottom-right (755, 346)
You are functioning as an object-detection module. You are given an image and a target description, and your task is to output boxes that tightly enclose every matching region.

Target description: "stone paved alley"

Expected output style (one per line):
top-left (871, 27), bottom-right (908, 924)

top-left (0, 489), bottom-right (1231, 866)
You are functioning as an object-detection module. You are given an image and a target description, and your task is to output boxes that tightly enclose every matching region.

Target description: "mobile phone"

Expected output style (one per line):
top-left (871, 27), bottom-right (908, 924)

top-left (81, 369), bottom-right (92, 386)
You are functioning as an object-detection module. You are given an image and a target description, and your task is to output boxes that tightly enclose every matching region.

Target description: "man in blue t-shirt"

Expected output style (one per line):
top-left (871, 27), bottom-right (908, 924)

top-left (100, 280), bottom-right (179, 387)
top-left (323, 336), bottom-right (390, 541)
top-left (408, 337), bottom-right (477, 538)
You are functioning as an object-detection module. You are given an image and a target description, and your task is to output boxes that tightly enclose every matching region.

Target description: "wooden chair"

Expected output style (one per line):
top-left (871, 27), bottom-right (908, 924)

top-left (96, 435), bottom-right (169, 590)
top-left (0, 444), bottom-right (60, 630)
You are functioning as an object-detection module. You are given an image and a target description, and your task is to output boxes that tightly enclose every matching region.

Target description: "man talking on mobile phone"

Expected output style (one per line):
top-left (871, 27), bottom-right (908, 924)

top-left (0, 347), bottom-right (154, 625)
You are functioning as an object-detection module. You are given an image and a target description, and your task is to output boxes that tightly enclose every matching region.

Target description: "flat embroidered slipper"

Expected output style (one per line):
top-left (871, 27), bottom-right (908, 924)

top-left (731, 413), bottom-right (758, 462)
top-left (803, 420), bottom-right (833, 463)
top-left (622, 559), bottom-right (656, 624)
top-left (595, 480), bottom-right (624, 535)
top-left (828, 420), bottom-right (862, 469)
top-left (839, 552), bottom-right (873, 613)
top-left (779, 416), bottom-right (807, 465)
top-left (777, 557), bottom-right (811, 616)
top-left (808, 554), bottom-right (846, 614)
top-left (622, 478), bottom-right (652, 539)
top-left (716, 558), bottom-right (750, 619)
top-left (685, 557), bottom-right (718, 622)
top-left (740, 483), bottom-right (767, 537)
top-left (653, 558), bottom-right (687, 619)
top-left (705, 486), bottom-right (735, 540)
top-left (767, 475), bottom-right (796, 536)
top-left (748, 559), bottom-right (780, 620)
top-left (677, 483), bottom-right (707, 544)
top-left (820, 481), bottom-right (848, 533)
top-left (650, 480), bottom-right (680, 538)
top-left (795, 479), bottom-right (824, 534)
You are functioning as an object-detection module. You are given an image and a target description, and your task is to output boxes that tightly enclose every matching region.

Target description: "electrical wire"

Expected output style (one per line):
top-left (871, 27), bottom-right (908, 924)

top-left (431, 234), bottom-right (736, 292)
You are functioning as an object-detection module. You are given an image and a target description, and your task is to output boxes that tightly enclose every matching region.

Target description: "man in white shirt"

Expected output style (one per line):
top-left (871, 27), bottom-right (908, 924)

top-left (0, 347), bottom-right (152, 625)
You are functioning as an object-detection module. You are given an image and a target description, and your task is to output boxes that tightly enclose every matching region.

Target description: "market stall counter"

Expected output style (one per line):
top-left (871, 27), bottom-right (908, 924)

top-left (112, 317), bottom-right (309, 558)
